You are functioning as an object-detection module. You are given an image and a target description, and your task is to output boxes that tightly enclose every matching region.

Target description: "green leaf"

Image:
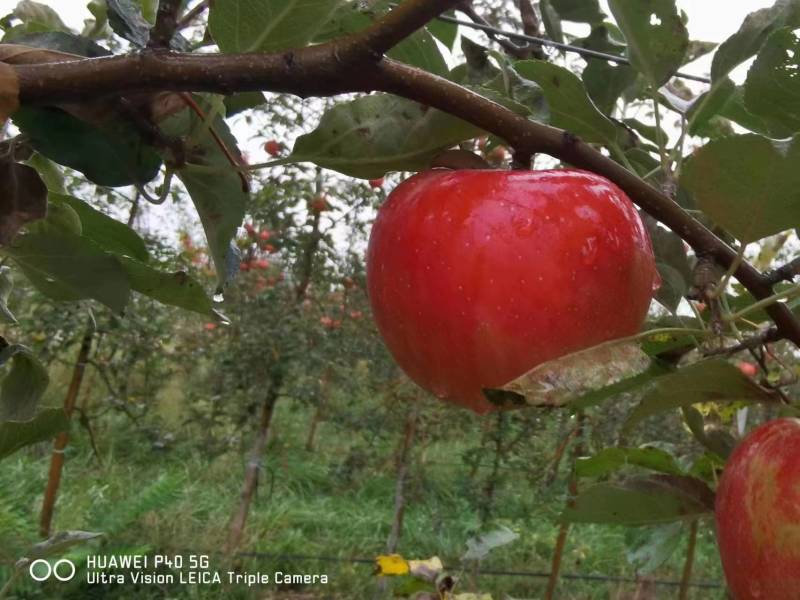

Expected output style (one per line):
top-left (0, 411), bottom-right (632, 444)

top-left (9, 0), bottom-right (69, 34)
top-left (645, 220), bottom-right (692, 312)
top-left (159, 100), bottom-right (247, 290)
top-left (106, 0), bottom-right (151, 46)
top-left (681, 134), bottom-right (800, 242)
top-left (0, 344), bottom-right (49, 422)
top-left (626, 522), bottom-right (684, 575)
top-left (0, 266), bottom-right (16, 324)
top-left (744, 27), bottom-right (800, 133)
top-left (12, 106), bottom-right (162, 188)
top-left (119, 257), bottom-right (215, 316)
top-left (25, 152), bottom-right (65, 193)
top-left (289, 93), bottom-right (480, 179)
top-left (387, 27), bottom-right (448, 78)
top-left (5, 223), bottom-right (131, 313)
top-left (0, 407), bottom-right (68, 461)
top-left (583, 61), bottom-right (637, 115)
top-left (428, 12), bottom-right (457, 49)
top-left (561, 475), bottom-right (714, 525)
top-left (711, 0), bottom-right (800, 82)
top-left (576, 446), bottom-right (684, 478)
top-left (608, 0), bottom-right (689, 87)
top-left (513, 60), bottom-right (620, 144)
top-left (224, 92), bottom-right (267, 117)
top-left (316, 2), bottom-right (448, 76)
top-left (52, 194), bottom-right (149, 263)
top-left (550, 0), bottom-right (605, 23)
top-left (721, 84), bottom-right (795, 138)
top-left (209, 0), bottom-right (345, 53)
top-left (7, 31), bottom-right (111, 56)
top-left (622, 359), bottom-right (777, 434)
top-left (540, 0), bottom-right (564, 43)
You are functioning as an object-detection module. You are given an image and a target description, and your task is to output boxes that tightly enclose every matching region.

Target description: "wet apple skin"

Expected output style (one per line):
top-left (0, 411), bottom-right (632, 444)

top-left (367, 169), bottom-right (659, 413)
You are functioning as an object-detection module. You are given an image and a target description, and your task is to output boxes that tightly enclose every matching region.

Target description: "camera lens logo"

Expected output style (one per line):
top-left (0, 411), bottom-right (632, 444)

top-left (29, 559), bottom-right (76, 582)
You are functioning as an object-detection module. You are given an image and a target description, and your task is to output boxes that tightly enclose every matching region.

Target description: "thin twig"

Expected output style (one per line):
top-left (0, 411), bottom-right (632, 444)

top-left (764, 257), bottom-right (800, 286)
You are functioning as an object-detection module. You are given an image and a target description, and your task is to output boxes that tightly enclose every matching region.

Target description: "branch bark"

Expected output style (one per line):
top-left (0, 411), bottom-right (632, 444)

top-left (7, 0), bottom-right (800, 346)
top-left (39, 321), bottom-right (94, 538)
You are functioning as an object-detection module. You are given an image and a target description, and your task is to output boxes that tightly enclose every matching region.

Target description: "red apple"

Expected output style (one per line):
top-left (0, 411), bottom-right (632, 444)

top-left (264, 139), bottom-right (282, 156)
top-left (369, 178), bottom-right (384, 189)
top-left (244, 223), bottom-right (256, 236)
top-left (715, 418), bottom-right (800, 599)
top-left (203, 322), bottom-right (217, 331)
top-left (310, 196), bottom-right (330, 213)
top-left (254, 259), bottom-right (270, 270)
top-left (239, 262), bottom-right (250, 271)
top-left (737, 361), bottom-right (758, 378)
top-left (366, 169), bottom-right (659, 413)
top-left (259, 229), bottom-right (271, 241)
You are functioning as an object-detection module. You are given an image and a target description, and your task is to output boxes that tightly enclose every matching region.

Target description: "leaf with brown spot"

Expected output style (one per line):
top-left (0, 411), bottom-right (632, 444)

top-left (488, 338), bottom-right (652, 408)
top-left (0, 161), bottom-right (47, 245)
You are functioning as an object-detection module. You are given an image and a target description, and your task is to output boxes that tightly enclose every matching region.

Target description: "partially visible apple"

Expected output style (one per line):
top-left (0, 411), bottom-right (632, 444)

top-left (366, 169), bottom-right (659, 413)
top-left (737, 361), bottom-right (758, 378)
top-left (369, 178), bottom-right (384, 189)
top-left (715, 418), bottom-right (800, 599)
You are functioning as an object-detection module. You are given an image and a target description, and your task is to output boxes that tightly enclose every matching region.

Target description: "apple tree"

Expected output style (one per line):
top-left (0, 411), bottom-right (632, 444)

top-left (1, 0), bottom-right (800, 597)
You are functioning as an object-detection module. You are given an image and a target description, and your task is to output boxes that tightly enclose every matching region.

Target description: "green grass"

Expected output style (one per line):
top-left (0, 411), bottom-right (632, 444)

top-left (0, 399), bottom-right (726, 599)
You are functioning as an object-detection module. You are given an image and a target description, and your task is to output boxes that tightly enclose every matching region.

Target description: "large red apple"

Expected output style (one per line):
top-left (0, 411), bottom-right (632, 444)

top-left (366, 169), bottom-right (659, 413)
top-left (715, 418), bottom-right (800, 599)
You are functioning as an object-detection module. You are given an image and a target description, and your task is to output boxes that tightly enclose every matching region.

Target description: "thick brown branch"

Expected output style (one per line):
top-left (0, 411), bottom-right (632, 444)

top-left (359, 0), bottom-right (461, 55)
top-left (7, 6), bottom-right (800, 347)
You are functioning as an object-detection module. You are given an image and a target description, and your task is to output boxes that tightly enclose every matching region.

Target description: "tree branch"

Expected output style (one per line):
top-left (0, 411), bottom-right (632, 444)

top-left (149, 0), bottom-right (182, 49)
top-left (177, 0), bottom-right (209, 31)
top-left (7, 0), bottom-right (800, 347)
top-left (457, 0), bottom-right (532, 59)
top-left (765, 257), bottom-right (800, 286)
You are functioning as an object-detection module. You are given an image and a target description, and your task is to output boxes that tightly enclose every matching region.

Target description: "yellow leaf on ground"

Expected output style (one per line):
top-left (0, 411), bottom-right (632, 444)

top-left (374, 554), bottom-right (408, 576)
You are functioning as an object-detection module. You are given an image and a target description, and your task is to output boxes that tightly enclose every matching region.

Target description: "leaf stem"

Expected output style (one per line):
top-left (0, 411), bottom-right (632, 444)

top-left (679, 520), bottom-right (699, 600)
top-left (725, 284), bottom-right (800, 323)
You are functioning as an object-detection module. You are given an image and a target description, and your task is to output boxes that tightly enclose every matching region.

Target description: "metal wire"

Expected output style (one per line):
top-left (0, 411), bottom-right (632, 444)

top-left (437, 14), bottom-right (712, 84)
top-left (232, 550), bottom-right (724, 589)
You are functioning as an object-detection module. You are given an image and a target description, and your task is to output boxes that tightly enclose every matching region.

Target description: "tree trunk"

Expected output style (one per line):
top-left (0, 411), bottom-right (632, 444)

top-left (225, 381), bottom-right (280, 556)
top-left (480, 411), bottom-right (506, 523)
top-left (544, 411), bottom-right (585, 600)
top-left (39, 323), bottom-right (94, 538)
top-left (386, 405), bottom-right (418, 554)
top-left (305, 369), bottom-right (330, 452)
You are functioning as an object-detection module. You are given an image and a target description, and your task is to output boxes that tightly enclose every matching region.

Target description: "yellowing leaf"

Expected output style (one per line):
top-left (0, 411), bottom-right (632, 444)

top-left (408, 556), bottom-right (443, 581)
top-left (374, 554), bottom-right (408, 576)
top-left (488, 340), bottom-right (651, 408)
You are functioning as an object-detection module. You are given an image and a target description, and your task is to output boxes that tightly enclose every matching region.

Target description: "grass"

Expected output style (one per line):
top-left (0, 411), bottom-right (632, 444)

top-left (0, 397), bottom-right (726, 599)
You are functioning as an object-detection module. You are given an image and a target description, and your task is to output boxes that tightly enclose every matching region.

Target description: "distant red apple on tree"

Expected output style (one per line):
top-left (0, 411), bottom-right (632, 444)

top-left (369, 178), bottom-right (384, 189)
top-left (264, 139), bottom-right (282, 156)
top-left (737, 361), bottom-right (758, 378)
top-left (310, 196), bottom-right (331, 213)
top-left (715, 418), bottom-right (800, 599)
top-left (366, 169), bottom-right (659, 413)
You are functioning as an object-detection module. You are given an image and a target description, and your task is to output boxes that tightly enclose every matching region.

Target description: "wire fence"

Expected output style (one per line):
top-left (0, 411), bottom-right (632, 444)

top-left (434, 14), bottom-right (711, 84)
top-left (229, 550), bottom-right (724, 590)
